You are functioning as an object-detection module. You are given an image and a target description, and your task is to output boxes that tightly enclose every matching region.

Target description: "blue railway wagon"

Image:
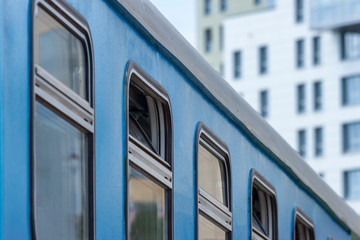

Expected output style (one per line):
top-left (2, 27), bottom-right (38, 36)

top-left (0, 0), bottom-right (359, 239)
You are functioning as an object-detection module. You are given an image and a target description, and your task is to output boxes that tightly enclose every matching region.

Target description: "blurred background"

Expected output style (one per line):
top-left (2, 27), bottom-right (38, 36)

top-left (150, 0), bottom-right (360, 214)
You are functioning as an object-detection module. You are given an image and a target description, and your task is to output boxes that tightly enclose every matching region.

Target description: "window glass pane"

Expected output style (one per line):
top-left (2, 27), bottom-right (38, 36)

top-left (252, 187), bottom-right (269, 236)
top-left (343, 75), bottom-right (360, 106)
top-left (199, 214), bottom-right (226, 240)
top-left (198, 143), bottom-right (227, 204)
top-left (345, 170), bottom-right (360, 199)
top-left (343, 122), bottom-right (360, 153)
top-left (35, 102), bottom-right (89, 240)
top-left (129, 83), bottom-right (160, 155)
top-left (129, 167), bottom-right (167, 240)
top-left (298, 129), bottom-right (306, 157)
top-left (234, 51), bottom-right (241, 79)
top-left (36, 7), bottom-right (87, 100)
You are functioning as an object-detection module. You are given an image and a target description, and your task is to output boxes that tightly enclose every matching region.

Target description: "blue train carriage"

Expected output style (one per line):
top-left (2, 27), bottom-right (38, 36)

top-left (0, 0), bottom-right (359, 239)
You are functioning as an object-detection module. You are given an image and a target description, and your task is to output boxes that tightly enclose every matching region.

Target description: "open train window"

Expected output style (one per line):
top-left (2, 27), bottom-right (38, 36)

top-left (196, 123), bottom-right (232, 240)
top-left (126, 61), bottom-right (173, 240)
top-left (250, 169), bottom-right (278, 240)
top-left (293, 207), bottom-right (315, 240)
top-left (32, 1), bottom-right (94, 240)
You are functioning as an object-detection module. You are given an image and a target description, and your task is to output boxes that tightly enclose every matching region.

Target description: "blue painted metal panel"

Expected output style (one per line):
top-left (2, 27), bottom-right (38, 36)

top-left (0, 0), bottom-right (31, 239)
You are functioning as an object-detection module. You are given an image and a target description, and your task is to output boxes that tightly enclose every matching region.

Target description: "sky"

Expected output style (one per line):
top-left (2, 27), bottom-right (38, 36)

top-left (149, 0), bottom-right (197, 47)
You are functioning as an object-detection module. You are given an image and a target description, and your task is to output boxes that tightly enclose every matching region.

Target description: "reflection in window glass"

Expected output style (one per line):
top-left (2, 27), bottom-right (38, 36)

top-left (129, 83), bottom-right (160, 154)
top-left (36, 7), bottom-right (87, 100)
top-left (129, 167), bottom-right (167, 240)
top-left (252, 187), bottom-right (269, 236)
top-left (199, 214), bottom-right (226, 240)
top-left (35, 102), bottom-right (88, 240)
top-left (344, 169), bottom-right (360, 200)
top-left (294, 220), bottom-right (314, 240)
top-left (198, 143), bottom-right (226, 204)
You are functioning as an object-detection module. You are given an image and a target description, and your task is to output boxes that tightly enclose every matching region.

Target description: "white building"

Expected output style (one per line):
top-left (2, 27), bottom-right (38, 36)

top-left (223, 0), bottom-right (360, 212)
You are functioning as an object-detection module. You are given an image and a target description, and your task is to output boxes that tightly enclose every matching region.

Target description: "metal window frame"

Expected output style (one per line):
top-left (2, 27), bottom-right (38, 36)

top-left (312, 36), bottom-right (321, 66)
top-left (249, 169), bottom-right (278, 240)
top-left (342, 122), bottom-right (360, 153)
top-left (259, 46), bottom-right (268, 75)
top-left (342, 74), bottom-right (360, 106)
top-left (296, 39), bottom-right (305, 68)
top-left (292, 207), bottom-right (315, 240)
top-left (297, 84), bottom-right (305, 113)
top-left (233, 51), bottom-right (241, 79)
top-left (343, 169), bottom-right (360, 200)
top-left (204, 0), bottom-right (212, 15)
top-left (314, 127), bottom-right (323, 157)
top-left (220, 0), bottom-right (228, 12)
top-left (125, 60), bottom-right (174, 240)
top-left (295, 0), bottom-right (304, 23)
top-left (31, 0), bottom-right (95, 239)
top-left (195, 122), bottom-right (232, 239)
top-left (260, 90), bottom-right (268, 118)
top-left (205, 28), bottom-right (212, 53)
top-left (313, 81), bottom-right (322, 111)
top-left (298, 129), bottom-right (306, 157)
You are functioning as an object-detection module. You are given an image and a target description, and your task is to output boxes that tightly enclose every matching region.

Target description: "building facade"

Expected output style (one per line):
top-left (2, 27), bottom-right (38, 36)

top-left (197, 0), bottom-right (274, 74)
top-left (221, 0), bottom-right (360, 212)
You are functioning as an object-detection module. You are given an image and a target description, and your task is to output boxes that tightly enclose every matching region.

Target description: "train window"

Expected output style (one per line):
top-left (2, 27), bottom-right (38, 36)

top-left (32, 1), bottom-right (94, 240)
top-left (250, 169), bottom-right (278, 240)
top-left (35, 7), bottom-right (89, 101)
top-left (293, 207), bottom-right (315, 240)
top-left (196, 123), bottom-right (232, 240)
top-left (126, 62), bottom-right (173, 240)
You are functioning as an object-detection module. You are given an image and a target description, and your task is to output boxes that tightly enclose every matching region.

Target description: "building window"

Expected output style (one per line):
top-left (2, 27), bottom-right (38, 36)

top-left (196, 123), bottom-right (232, 240)
top-left (313, 36), bottom-right (321, 65)
top-left (33, 2), bottom-right (94, 239)
top-left (298, 129), bottom-right (306, 157)
top-left (219, 25), bottom-right (224, 51)
top-left (295, 0), bottom-right (304, 23)
top-left (296, 39), bottom-right (305, 68)
top-left (233, 51), bottom-right (241, 79)
top-left (344, 169), bottom-right (360, 200)
top-left (126, 62), bottom-right (173, 240)
top-left (259, 46), bottom-right (268, 74)
top-left (205, 28), bottom-right (212, 53)
top-left (293, 207), bottom-right (315, 240)
top-left (260, 90), bottom-right (269, 118)
top-left (297, 84), bottom-right (306, 113)
top-left (313, 81), bottom-right (322, 111)
top-left (343, 122), bottom-right (360, 153)
top-left (341, 30), bottom-right (360, 60)
top-left (250, 170), bottom-right (278, 240)
top-left (314, 127), bottom-right (323, 157)
top-left (220, 0), bottom-right (228, 12)
top-left (204, 0), bottom-right (212, 15)
top-left (342, 75), bottom-right (360, 106)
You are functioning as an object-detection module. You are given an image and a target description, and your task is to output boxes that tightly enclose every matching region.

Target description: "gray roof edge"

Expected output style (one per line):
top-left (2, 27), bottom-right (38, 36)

top-left (110, 0), bottom-right (360, 235)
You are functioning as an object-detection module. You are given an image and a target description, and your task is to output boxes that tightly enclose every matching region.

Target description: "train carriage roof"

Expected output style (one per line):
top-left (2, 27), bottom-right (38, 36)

top-left (108, 0), bottom-right (360, 236)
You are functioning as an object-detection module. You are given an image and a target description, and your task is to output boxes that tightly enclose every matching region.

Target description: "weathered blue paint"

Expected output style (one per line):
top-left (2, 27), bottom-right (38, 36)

top-left (0, 0), bottom-right (354, 239)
